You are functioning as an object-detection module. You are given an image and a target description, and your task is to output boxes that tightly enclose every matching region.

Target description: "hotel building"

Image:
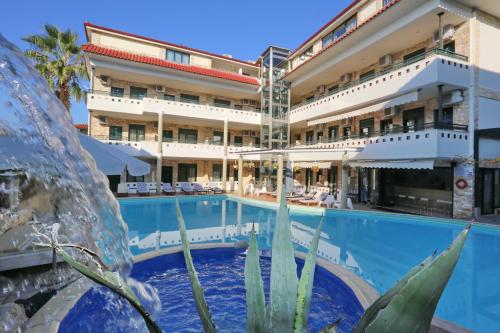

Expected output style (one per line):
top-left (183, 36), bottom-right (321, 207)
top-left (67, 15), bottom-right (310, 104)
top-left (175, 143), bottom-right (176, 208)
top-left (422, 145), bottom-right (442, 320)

top-left (83, 0), bottom-right (500, 219)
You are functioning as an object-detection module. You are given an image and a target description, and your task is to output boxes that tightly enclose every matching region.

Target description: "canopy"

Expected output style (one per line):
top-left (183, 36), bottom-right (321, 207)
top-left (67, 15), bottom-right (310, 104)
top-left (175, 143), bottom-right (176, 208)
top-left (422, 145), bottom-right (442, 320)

top-left (293, 162), bottom-right (332, 169)
top-left (350, 159), bottom-right (434, 169)
top-left (78, 134), bottom-right (151, 176)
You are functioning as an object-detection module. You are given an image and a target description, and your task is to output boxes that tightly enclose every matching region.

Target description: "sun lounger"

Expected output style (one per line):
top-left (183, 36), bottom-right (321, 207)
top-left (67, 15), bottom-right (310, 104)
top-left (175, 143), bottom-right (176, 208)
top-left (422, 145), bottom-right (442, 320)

top-left (117, 183), bottom-right (128, 197)
top-left (162, 183), bottom-right (176, 195)
top-left (207, 182), bottom-right (224, 194)
top-left (179, 182), bottom-right (194, 195)
top-left (319, 194), bottom-right (335, 208)
top-left (193, 183), bottom-right (208, 194)
top-left (255, 186), bottom-right (267, 197)
top-left (137, 182), bottom-right (150, 196)
top-left (289, 190), bottom-right (316, 203)
top-left (299, 192), bottom-right (327, 206)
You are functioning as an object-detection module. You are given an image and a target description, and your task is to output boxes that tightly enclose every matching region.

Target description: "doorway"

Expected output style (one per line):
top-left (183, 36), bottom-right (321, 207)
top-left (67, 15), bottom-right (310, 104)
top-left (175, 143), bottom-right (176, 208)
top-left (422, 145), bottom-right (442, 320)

top-left (178, 163), bottom-right (197, 182)
top-left (481, 168), bottom-right (500, 215)
top-left (162, 166), bottom-right (173, 184)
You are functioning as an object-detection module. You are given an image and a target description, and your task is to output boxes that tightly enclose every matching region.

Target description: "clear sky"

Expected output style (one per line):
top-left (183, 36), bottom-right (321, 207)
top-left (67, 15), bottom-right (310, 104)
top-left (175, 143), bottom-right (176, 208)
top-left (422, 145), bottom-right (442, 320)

top-left (1, 0), bottom-right (353, 124)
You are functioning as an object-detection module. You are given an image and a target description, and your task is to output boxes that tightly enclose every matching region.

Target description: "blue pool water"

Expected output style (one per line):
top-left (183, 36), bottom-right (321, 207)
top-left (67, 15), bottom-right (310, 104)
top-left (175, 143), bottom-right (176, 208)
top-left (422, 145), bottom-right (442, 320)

top-left (118, 196), bottom-right (500, 332)
top-left (60, 248), bottom-right (364, 332)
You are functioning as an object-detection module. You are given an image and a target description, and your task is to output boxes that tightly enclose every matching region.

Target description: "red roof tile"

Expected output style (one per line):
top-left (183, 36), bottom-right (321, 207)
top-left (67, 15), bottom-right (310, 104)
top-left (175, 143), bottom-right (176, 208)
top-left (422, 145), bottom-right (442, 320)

top-left (284, 0), bottom-right (400, 79)
top-left (74, 124), bottom-right (88, 130)
top-left (84, 22), bottom-right (259, 68)
top-left (82, 44), bottom-right (261, 86)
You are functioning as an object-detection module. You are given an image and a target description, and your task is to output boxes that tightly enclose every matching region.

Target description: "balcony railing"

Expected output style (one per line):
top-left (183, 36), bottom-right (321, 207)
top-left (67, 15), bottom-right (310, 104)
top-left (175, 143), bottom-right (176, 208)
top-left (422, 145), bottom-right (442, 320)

top-left (291, 48), bottom-right (469, 110)
top-left (297, 122), bottom-right (468, 146)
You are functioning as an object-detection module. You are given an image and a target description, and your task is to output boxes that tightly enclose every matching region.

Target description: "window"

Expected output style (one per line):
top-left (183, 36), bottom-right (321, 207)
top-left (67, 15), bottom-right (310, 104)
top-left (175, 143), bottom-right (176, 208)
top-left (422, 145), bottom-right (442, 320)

top-left (130, 86), bottom-right (147, 100)
top-left (403, 107), bottom-right (425, 132)
top-left (213, 131), bottom-right (223, 145)
top-left (306, 130), bottom-right (314, 145)
top-left (178, 163), bottom-right (197, 182)
top-left (254, 137), bottom-right (261, 148)
top-left (360, 70), bottom-right (375, 83)
top-left (234, 136), bottom-right (243, 147)
top-left (383, 0), bottom-right (392, 6)
top-left (444, 41), bottom-right (455, 53)
top-left (305, 95), bottom-right (315, 103)
top-left (166, 49), bottom-right (190, 64)
top-left (317, 131), bottom-right (323, 141)
top-left (178, 128), bottom-right (198, 144)
top-left (359, 118), bottom-right (374, 137)
top-left (110, 87), bottom-right (124, 97)
top-left (328, 126), bottom-right (338, 141)
top-left (180, 94), bottom-right (199, 104)
top-left (299, 47), bottom-right (313, 63)
top-left (128, 124), bottom-right (145, 141)
top-left (404, 48), bottom-right (426, 65)
top-left (234, 104), bottom-right (243, 110)
top-left (295, 134), bottom-right (301, 141)
top-left (343, 126), bottom-right (352, 138)
top-left (109, 126), bottom-right (123, 141)
top-left (212, 164), bottom-right (222, 181)
top-left (322, 16), bottom-right (357, 48)
top-left (328, 85), bottom-right (339, 94)
top-left (126, 172), bottom-right (144, 183)
top-left (162, 130), bottom-right (173, 142)
top-left (433, 107), bottom-right (454, 126)
top-left (213, 99), bottom-right (231, 108)
top-left (254, 166), bottom-right (260, 180)
top-left (164, 94), bottom-right (175, 101)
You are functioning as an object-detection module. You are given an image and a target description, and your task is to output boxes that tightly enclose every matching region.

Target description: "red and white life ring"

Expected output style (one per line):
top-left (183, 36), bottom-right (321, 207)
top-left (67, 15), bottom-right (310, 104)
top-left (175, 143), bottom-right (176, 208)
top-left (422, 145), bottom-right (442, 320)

top-left (455, 179), bottom-right (468, 190)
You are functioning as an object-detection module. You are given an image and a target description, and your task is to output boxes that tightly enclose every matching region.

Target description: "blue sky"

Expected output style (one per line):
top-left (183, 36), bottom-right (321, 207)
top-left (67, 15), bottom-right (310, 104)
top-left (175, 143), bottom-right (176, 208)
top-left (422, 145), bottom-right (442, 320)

top-left (2, 0), bottom-right (353, 124)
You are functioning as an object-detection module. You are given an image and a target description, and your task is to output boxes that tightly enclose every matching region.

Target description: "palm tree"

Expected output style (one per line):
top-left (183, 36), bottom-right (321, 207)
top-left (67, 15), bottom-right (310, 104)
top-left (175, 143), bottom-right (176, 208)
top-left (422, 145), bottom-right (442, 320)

top-left (23, 24), bottom-right (87, 112)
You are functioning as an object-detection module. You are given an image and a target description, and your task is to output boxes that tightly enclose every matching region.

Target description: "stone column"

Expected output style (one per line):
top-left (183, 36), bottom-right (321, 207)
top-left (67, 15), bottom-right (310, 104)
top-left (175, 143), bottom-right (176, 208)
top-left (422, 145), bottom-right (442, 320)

top-left (156, 111), bottom-right (164, 194)
top-left (238, 155), bottom-right (244, 196)
top-left (341, 153), bottom-right (349, 209)
top-left (222, 119), bottom-right (228, 192)
top-left (276, 154), bottom-right (284, 203)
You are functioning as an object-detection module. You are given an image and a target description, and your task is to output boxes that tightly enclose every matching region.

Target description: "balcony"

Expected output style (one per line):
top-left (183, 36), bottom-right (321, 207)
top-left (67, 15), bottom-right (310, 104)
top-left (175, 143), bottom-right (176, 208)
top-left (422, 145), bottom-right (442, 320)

top-left (87, 91), bottom-right (262, 125)
top-left (289, 49), bottom-right (470, 124)
top-left (291, 123), bottom-right (469, 162)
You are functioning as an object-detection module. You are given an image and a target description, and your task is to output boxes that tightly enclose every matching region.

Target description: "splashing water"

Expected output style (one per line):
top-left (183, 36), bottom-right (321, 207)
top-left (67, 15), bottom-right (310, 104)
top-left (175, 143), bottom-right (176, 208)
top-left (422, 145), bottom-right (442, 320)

top-left (0, 34), bottom-right (158, 330)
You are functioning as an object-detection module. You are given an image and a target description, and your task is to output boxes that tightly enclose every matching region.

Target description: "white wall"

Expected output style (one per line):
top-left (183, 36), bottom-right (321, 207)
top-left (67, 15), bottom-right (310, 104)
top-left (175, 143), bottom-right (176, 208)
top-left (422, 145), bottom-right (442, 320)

top-left (479, 138), bottom-right (500, 159)
top-left (479, 19), bottom-right (500, 90)
top-left (478, 97), bottom-right (500, 129)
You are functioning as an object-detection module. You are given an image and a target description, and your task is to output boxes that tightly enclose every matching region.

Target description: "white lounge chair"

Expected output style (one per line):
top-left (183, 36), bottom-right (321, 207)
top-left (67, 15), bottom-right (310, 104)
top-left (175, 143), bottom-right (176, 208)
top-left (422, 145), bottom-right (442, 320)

top-left (193, 183), bottom-right (208, 194)
top-left (245, 183), bottom-right (255, 195)
top-left (137, 182), bottom-right (150, 196)
top-left (299, 192), bottom-right (327, 206)
top-left (319, 194), bottom-right (335, 208)
top-left (208, 183), bottom-right (224, 194)
top-left (117, 183), bottom-right (128, 197)
top-left (289, 190), bottom-right (316, 203)
top-left (255, 186), bottom-right (267, 197)
top-left (162, 183), bottom-right (175, 195)
top-left (179, 182), bottom-right (194, 195)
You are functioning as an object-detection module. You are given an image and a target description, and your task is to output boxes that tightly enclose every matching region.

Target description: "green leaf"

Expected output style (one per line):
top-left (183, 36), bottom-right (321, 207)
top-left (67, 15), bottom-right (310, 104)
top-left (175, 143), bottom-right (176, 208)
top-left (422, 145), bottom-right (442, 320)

top-left (269, 190), bottom-right (298, 332)
top-left (356, 224), bottom-right (471, 333)
top-left (244, 224), bottom-right (266, 333)
top-left (56, 249), bottom-right (163, 333)
top-left (294, 216), bottom-right (324, 333)
top-left (175, 199), bottom-right (216, 333)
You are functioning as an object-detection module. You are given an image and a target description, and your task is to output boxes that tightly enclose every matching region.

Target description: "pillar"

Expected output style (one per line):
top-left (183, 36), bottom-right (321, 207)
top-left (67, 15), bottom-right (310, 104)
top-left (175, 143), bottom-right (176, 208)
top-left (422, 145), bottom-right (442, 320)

top-left (437, 84), bottom-right (444, 124)
top-left (222, 119), bottom-right (228, 192)
top-left (156, 111), bottom-right (164, 194)
top-left (341, 153), bottom-right (349, 209)
top-left (276, 154), bottom-right (284, 203)
top-left (238, 155), bottom-right (243, 196)
top-left (438, 12), bottom-right (444, 50)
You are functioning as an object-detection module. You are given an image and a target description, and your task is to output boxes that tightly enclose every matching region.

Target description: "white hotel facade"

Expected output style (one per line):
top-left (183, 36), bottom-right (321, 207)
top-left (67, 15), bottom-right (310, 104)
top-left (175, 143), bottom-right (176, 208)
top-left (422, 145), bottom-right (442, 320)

top-left (83, 0), bottom-right (500, 219)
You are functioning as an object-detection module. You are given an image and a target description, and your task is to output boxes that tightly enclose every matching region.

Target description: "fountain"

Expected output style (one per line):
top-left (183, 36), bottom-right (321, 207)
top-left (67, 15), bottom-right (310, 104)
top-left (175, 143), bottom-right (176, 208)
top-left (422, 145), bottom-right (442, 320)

top-left (0, 34), bottom-right (158, 331)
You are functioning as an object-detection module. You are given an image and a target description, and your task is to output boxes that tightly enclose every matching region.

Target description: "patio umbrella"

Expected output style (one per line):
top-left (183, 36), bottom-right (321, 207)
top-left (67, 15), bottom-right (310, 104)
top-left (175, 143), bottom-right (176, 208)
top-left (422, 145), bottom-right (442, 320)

top-left (78, 134), bottom-right (151, 176)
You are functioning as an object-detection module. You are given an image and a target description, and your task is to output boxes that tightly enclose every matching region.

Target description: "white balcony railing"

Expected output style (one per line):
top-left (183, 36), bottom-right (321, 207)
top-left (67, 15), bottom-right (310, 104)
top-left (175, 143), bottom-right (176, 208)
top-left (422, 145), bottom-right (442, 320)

top-left (289, 50), bottom-right (470, 124)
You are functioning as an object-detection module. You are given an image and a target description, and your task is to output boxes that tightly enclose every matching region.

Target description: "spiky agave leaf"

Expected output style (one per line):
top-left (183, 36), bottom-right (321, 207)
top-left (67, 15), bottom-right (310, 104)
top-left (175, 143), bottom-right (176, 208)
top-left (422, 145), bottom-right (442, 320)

top-left (175, 199), bottom-right (216, 333)
top-left (244, 223), bottom-right (266, 333)
top-left (269, 190), bottom-right (298, 332)
top-left (357, 224), bottom-right (471, 333)
top-left (56, 249), bottom-right (163, 333)
top-left (294, 216), bottom-right (325, 333)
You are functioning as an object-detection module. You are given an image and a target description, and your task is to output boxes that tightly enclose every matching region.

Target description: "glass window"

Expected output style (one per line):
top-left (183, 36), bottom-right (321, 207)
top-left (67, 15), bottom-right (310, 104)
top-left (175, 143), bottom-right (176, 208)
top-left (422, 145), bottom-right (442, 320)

top-left (328, 85), bottom-right (339, 94)
top-left (180, 94), bottom-right (199, 104)
top-left (306, 130), bottom-right (314, 144)
top-left (127, 172), bottom-right (144, 183)
top-left (130, 86), bottom-right (147, 100)
top-left (383, 0), bottom-right (392, 6)
top-left (433, 107), bottom-right (454, 126)
top-left (328, 126), bottom-right (338, 141)
top-left (162, 130), bottom-right (173, 142)
top-left (305, 95), bottom-right (315, 103)
top-left (343, 126), bottom-right (351, 138)
top-left (166, 49), bottom-right (190, 64)
top-left (178, 163), bottom-right (197, 182)
top-left (345, 16), bottom-right (357, 31)
top-left (164, 94), bottom-right (175, 101)
top-left (254, 137), bottom-right (261, 148)
top-left (404, 48), bottom-right (426, 65)
top-left (444, 41), bottom-right (455, 53)
top-left (178, 128), bottom-right (198, 144)
top-left (359, 118), bottom-right (374, 137)
top-left (109, 126), bottom-right (122, 141)
top-left (360, 70), bottom-right (375, 83)
top-left (213, 131), bottom-right (223, 145)
top-left (234, 136), bottom-right (243, 147)
top-left (128, 124), bottom-right (145, 141)
top-left (212, 164), bottom-right (222, 181)
top-left (322, 32), bottom-right (334, 48)
top-left (317, 131), bottom-right (323, 141)
top-left (110, 87), bottom-right (124, 97)
top-left (214, 99), bottom-right (231, 108)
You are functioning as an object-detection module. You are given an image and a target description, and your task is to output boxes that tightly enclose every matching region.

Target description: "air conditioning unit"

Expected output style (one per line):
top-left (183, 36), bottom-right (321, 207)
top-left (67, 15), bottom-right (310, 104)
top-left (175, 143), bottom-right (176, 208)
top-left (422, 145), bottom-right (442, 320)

top-left (99, 75), bottom-right (111, 86)
top-left (443, 90), bottom-right (464, 106)
top-left (317, 85), bottom-right (326, 95)
top-left (433, 24), bottom-right (455, 44)
top-left (155, 85), bottom-right (165, 93)
top-left (241, 99), bottom-right (257, 106)
top-left (340, 73), bottom-right (352, 84)
top-left (379, 54), bottom-right (393, 67)
top-left (98, 115), bottom-right (108, 125)
top-left (341, 118), bottom-right (353, 126)
top-left (152, 121), bottom-right (158, 129)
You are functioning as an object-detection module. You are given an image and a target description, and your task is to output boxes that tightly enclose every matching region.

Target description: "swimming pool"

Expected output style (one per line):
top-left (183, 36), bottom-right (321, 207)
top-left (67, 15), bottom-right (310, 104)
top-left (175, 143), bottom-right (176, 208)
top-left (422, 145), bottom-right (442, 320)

top-left (120, 195), bottom-right (500, 332)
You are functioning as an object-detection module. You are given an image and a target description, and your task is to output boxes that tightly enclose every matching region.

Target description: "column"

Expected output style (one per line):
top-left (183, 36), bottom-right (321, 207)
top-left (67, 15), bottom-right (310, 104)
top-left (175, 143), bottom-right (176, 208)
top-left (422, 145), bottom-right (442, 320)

top-left (222, 119), bottom-right (228, 192)
top-left (276, 154), bottom-right (284, 203)
top-left (437, 12), bottom-right (444, 49)
top-left (238, 155), bottom-right (243, 196)
top-left (341, 153), bottom-right (349, 209)
top-left (156, 111), bottom-right (164, 194)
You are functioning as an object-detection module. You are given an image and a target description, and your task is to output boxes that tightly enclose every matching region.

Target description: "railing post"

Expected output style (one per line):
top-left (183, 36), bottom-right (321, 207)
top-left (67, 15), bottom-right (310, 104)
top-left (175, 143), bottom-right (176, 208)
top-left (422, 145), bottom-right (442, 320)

top-left (238, 155), bottom-right (244, 196)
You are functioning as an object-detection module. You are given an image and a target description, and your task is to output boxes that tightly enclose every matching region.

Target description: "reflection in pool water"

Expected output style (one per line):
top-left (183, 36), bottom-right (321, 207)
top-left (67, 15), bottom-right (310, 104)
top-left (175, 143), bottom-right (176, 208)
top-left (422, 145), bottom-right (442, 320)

top-left (120, 196), bottom-right (500, 333)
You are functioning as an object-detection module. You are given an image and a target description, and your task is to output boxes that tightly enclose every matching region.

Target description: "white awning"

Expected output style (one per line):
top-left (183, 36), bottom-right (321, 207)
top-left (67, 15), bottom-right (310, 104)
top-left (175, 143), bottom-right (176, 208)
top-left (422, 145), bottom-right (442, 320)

top-left (293, 162), bottom-right (332, 169)
top-left (78, 134), bottom-right (151, 176)
top-left (350, 159), bottom-right (434, 169)
top-left (308, 91), bottom-right (420, 126)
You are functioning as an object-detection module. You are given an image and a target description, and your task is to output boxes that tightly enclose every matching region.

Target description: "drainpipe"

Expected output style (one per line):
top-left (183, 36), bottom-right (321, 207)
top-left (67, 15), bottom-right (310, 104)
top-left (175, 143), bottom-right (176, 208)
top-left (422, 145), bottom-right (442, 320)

top-left (438, 12), bottom-right (445, 50)
top-left (156, 111), bottom-right (164, 194)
